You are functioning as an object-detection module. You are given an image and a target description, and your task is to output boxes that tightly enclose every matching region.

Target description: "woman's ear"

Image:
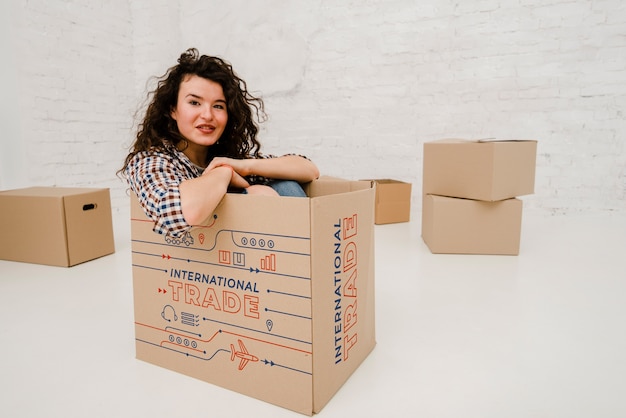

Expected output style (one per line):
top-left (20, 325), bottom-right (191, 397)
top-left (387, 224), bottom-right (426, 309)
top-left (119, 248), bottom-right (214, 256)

top-left (170, 104), bottom-right (178, 121)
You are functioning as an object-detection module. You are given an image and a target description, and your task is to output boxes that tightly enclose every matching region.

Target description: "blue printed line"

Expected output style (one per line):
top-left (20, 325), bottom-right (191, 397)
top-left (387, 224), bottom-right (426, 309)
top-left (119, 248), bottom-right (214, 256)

top-left (254, 271), bottom-right (311, 281)
top-left (267, 289), bottom-right (311, 299)
top-left (133, 251), bottom-right (162, 258)
top-left (262, 359), bottom-right (312, 375)
top-left (265, 308), bottom-right (312, 321)
top-left (132, 264), bottom-right (167, 273)
top-left (164, 326), bottom-right (201, 337)
top-left (202, 317), bottom-right (312, 346)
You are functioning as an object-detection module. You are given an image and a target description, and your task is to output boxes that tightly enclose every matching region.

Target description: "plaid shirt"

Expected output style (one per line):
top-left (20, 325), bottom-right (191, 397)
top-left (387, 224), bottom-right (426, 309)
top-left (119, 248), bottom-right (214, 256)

top-left (126, 144), bottom-right (277, 238)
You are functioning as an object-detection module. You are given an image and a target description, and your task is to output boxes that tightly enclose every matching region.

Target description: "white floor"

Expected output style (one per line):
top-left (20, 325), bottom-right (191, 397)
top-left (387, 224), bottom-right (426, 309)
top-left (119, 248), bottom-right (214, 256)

top-left (1, 209), bottom-right (625, 418)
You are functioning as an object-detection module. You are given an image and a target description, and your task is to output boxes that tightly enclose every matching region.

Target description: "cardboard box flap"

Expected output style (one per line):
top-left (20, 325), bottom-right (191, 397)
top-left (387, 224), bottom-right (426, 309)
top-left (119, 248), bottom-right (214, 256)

top-left (306, 177), bottom-right (372, 198)
top-left (362, 178), bottom-right (401, 185)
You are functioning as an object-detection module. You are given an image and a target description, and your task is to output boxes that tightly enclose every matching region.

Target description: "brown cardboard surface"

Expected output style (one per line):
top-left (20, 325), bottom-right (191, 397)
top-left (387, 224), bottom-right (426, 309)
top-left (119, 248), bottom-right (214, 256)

top-left (423, 139), bottom-right (537, 201)
top-left (422, 194), bottom-right (523, 255)
top-left (130, 178), bottom-right (376, 415)
top-left (0, 187), bottom-right (115, 266)
top-left (309, 186), bottom-right (377, 411)
top-left (362, 179), bottom-right (412, 224)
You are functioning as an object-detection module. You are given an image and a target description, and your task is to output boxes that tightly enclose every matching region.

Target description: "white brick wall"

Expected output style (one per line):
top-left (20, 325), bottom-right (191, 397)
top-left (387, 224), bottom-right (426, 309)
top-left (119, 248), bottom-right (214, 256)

top-left (2, 0), bottom-right (625, 215)
top-left (2, 0), bottom-right (136, 212)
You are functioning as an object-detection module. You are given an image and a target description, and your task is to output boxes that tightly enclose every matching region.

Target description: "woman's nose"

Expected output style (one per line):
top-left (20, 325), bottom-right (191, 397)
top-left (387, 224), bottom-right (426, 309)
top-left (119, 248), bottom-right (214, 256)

top-left (201, 105), bottom-right (213, 120)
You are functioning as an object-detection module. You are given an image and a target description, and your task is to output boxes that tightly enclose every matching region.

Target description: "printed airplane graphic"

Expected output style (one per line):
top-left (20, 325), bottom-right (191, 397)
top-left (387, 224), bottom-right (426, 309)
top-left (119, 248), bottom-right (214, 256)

top-left (230, 339), bottom-right (259, 371)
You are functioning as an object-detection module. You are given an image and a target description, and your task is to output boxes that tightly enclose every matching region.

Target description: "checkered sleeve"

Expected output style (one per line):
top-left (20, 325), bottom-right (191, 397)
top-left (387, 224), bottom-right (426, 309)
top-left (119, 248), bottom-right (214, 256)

top-left (126, 151), bottom-right (192, 238)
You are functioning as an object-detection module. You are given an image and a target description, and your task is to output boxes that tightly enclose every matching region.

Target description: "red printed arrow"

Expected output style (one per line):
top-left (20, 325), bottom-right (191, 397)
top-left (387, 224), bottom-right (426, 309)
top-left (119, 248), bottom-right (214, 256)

top-left (161, 254), bottom-right (171, 259)
top-left (158, 288), bottom-right (168, 294)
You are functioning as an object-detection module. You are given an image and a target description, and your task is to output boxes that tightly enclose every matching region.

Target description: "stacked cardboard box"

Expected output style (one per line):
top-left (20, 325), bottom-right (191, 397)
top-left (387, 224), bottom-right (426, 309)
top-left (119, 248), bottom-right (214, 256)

top-left (130, 177), bottom-right (376, 415)
top-left (421, 139), bottom-right (537, 255)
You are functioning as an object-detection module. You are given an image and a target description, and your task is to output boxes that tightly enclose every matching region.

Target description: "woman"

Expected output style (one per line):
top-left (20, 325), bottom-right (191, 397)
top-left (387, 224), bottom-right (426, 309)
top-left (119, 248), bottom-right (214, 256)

top-left (120, 48), bottom-right (319, 238)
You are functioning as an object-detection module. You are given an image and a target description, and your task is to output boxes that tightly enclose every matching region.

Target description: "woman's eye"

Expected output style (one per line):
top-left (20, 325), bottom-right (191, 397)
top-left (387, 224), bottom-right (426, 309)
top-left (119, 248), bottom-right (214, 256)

top-left (189, 100), bottom-right (200, 106)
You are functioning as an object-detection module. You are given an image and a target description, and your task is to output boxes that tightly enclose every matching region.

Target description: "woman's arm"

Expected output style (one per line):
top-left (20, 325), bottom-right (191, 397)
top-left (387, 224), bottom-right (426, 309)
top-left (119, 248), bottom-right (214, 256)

top-left (127, 151), bottom-right (253, 236)
top-left (208, 155), bottom-right (320, 183)
top-left (179, 165), bottom-right (249, 225)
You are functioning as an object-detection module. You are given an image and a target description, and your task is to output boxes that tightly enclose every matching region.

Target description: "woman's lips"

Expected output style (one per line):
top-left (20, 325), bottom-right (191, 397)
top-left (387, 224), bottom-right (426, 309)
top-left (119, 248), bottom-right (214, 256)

top-left (197, 124), bottom-right (215, 134)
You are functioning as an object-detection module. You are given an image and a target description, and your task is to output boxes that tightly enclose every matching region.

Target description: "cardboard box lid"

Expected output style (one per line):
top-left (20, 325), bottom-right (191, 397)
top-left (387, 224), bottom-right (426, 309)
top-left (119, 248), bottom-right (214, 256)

top-left (0, 186), bottom-right (107, 197)
top-left (361, 179), bottom-right (411, 198)
top-left (432, 138), bottom-right (533, 143)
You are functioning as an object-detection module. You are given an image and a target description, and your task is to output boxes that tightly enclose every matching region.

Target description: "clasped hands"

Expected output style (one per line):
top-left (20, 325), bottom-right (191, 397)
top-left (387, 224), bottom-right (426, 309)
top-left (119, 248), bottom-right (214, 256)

top-left (205, 157), bottom-right (278, 196)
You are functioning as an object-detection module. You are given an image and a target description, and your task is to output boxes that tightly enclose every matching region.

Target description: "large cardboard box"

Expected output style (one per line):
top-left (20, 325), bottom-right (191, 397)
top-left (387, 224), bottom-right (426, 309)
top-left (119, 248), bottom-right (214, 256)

top-left (423, 139), bottom-right (537, 201)
top-left (130, 178), bottom-right (376, 415)
top-left (0, 187), bottom-right (115, 267)
top-left (421, 194), bottom-right (523, 255)
top-left (362, 179), bottom-right (412, 224)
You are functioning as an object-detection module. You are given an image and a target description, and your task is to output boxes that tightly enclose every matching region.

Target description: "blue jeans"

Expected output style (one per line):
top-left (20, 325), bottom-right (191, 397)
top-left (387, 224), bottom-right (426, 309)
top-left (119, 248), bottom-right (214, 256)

top-left (269, 180), bottom-right (307, 197)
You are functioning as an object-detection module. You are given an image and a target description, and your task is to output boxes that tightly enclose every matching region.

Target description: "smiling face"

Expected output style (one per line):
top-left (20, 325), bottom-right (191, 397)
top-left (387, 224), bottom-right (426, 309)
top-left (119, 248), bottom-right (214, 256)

top-left (170, 74), bottom-right (228, 166)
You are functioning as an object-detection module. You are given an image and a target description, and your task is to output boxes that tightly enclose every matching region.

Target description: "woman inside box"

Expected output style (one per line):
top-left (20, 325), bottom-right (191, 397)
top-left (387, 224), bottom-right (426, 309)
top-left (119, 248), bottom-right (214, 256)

top-left (120, 48), bottom-right (319, 238)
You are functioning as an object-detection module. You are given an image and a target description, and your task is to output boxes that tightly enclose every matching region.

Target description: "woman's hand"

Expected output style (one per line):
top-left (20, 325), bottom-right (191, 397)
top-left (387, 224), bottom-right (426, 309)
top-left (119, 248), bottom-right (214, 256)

top-left (205, 158), bottom-right (250, 189)
top-left (207, 157), bottom-right (252, 177)
top-left (208, 155), bottom-right (320, 183)
top-left (229, 169), bottom-right (250, 189)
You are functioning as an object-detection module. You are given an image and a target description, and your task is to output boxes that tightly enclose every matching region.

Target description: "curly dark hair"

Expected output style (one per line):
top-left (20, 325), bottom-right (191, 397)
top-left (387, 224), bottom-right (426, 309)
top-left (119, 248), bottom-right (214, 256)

top-left (120, 48), bottom-right (265, 173)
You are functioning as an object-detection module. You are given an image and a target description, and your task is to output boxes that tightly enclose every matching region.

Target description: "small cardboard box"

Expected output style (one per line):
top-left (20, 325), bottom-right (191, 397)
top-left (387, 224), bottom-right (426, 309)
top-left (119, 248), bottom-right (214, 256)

top-left (130, 178), bottom-right (376, 415)
top-left (421, 194), bottom-right (523, 255)
top-left (0, 187), bottom-right (115, 267)
top-left (423, 139), bottom-right (537, 201)
top-left (362, 179), bottom-right (412, 224)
